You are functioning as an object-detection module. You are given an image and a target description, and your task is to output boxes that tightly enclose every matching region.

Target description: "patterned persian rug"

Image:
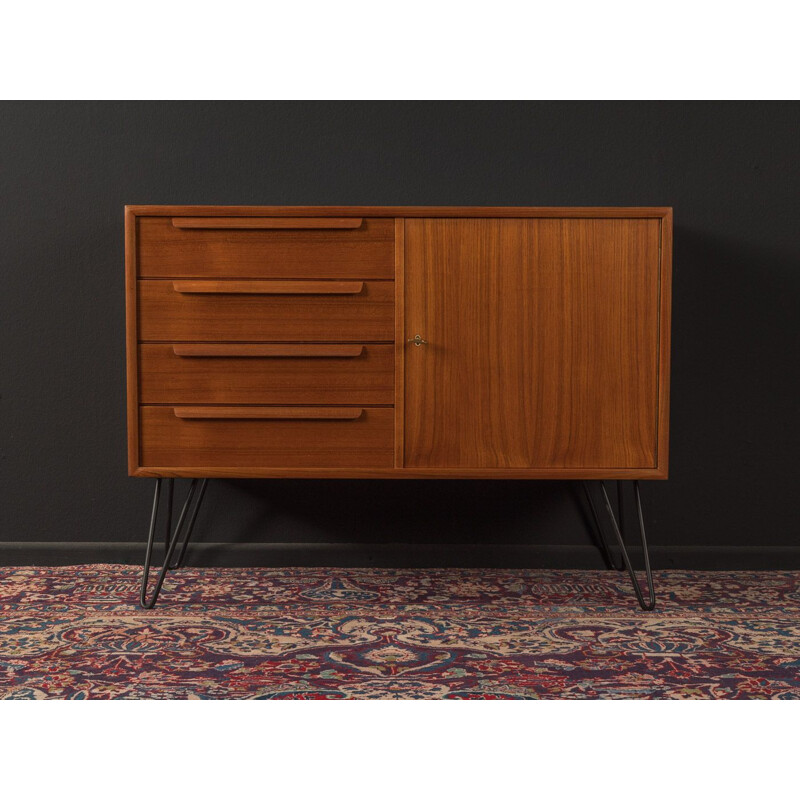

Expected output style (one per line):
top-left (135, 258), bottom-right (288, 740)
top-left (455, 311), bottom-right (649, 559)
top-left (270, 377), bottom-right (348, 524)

top-left (1, 566), bottom-right (799, 699)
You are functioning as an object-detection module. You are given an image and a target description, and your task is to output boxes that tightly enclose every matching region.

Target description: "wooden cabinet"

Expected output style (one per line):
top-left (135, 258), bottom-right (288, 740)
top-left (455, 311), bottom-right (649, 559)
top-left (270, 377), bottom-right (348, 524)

top-left (126, 206), bottom-right (671, 480)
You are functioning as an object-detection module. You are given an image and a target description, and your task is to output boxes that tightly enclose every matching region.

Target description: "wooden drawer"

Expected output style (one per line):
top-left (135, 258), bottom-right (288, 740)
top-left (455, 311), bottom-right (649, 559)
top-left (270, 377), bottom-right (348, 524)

top-left (138, 279), bottom-right (394, 341)
top-left (139, 343), bottom-right (394, 404)
top-left (137, 216), bottom-right (395, 279)
top-left (140, 406), bottom-right (394, 468)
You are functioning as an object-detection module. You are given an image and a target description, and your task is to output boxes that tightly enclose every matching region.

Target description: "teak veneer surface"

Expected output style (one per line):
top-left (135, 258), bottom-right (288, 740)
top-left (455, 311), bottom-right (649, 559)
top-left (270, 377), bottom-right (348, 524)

top-left (126, 206), bottom-right (671, 479)
top-left (137, 280), bottom-right (394, 342)
top-left (140, 406), bottom-right (394, 469)
top-left (137, 216), bottom-right (394, 279)
top-left (139, 343), bottom-right (393, 405)
top-left (404, 218), bottom-right (661, 469)
top-left (129, 205), bottom-right (670, 218)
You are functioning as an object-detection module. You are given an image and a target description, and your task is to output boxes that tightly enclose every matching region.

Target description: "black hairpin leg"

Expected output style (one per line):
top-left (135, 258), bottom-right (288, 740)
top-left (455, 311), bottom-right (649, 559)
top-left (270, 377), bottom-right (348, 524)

top-left (582, 480), bottom-right (656, 611)
top-left (582, 482), bottom-right (623, 571)
top-left (140, 478), bottom-right (208, 609)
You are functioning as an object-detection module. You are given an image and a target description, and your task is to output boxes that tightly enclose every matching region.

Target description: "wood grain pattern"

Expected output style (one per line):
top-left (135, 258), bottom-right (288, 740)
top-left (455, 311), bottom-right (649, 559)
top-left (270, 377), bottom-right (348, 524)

top-left (171, 280), bottom-right (364, 295)
top-left (140, 344), bottom-right (393, 405)
top-left (140, 406), bottom-right (394, 468)
top-left (172, 217), bottom-right (363, 229)
top-left (138, 279), bottom-right (394, 342)
top-left (657, 210), bottom-right (673, 476)
top-left (173, 407), bottom-right (364, 420)
top-left (404, 218), bottom-right (661, 469)
top-left (138, 215), bottom-right (394, 279)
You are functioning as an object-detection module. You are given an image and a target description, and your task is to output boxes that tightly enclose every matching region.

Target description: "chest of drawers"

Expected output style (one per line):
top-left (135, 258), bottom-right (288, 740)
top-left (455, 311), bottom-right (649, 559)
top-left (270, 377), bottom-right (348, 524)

top-left (126, 205), bottom-right (672, 608)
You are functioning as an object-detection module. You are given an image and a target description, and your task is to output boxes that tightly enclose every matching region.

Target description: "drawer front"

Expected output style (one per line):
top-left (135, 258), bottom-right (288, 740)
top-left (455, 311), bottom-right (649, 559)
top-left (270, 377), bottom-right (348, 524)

top-left (138, 280), bottom-right (394, 341)
top-left (140, 406), bottom-right (394, 468)
top-left (137, 216), bottom-right (395, 279)
top-left (139, 343), bottom-right (394, 404)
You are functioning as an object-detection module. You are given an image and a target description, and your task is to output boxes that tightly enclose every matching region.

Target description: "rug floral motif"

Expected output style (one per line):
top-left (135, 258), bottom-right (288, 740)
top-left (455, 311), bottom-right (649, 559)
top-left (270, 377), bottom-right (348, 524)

top-left (1, 566), bottom-right (799, 699)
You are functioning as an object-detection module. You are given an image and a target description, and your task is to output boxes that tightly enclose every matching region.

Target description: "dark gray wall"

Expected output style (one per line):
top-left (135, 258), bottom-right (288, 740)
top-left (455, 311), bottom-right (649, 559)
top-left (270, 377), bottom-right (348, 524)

top-left (1, 101), bottom-right (798, 567)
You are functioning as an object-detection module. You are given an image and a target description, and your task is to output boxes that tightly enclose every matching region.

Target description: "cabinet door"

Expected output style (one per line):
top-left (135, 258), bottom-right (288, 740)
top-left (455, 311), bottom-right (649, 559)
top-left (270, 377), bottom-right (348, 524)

top-left (403, 218), bottom-right (661, 469)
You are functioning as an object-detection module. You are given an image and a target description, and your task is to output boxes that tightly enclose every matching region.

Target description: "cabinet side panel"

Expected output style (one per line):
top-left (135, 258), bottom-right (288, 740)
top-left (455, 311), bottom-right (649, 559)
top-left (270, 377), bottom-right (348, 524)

top-left (533, 217), bottom-right (659, 468)
top-left (657, 210), bottom-right (673, 475)
top-left (125, 208), bottom-right (140, 474)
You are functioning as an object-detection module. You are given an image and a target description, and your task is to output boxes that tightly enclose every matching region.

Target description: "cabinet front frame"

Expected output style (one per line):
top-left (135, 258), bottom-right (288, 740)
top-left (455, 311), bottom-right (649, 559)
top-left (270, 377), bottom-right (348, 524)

top-left (126, 206), bottom-right (672, 479)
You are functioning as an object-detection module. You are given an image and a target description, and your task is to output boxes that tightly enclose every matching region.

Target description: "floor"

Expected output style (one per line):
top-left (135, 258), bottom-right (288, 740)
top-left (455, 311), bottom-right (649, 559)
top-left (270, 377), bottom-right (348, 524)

top-left (1, 565), bottom-right (799, 699)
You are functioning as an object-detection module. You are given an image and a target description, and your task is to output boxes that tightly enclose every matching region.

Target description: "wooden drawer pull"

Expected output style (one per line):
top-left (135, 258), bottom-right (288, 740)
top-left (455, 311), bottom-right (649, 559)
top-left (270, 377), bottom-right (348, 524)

top-left (171, 217), bottom-right (363, 230)
top-left (171, 344), bottom-right (365, 358)
top-left (174, 407), bottom-right (364, 420)
top-left (171, 280), bottom-right (364, 295)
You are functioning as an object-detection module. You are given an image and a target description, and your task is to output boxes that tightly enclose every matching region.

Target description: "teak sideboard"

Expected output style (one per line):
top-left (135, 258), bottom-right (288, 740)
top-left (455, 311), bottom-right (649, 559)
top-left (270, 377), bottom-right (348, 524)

top-left (125, 206), bottom-right (672, 609)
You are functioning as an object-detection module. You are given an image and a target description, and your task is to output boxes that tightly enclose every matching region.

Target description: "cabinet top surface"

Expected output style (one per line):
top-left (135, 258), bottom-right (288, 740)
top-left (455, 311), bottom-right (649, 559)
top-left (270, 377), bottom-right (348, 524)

top-left (126, 205), bottom-right (672, 218)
